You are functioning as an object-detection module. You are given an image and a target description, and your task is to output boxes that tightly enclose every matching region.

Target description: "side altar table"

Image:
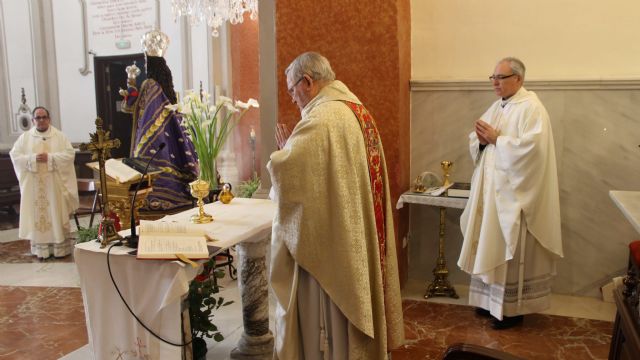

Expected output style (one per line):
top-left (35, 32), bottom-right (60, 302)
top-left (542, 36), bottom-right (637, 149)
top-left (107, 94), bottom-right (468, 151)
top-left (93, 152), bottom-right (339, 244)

top-left (608, 191), bottom-right (640, 359)
top-left (75, 198), bottom-right (276, 360)
top-left (397, 191), bottom-right (467, 298)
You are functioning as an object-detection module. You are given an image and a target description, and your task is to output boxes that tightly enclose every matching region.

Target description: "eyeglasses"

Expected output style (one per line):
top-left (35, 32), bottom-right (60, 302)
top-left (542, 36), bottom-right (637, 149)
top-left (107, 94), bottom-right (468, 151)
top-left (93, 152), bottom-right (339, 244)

top-left (33, 116), bottom-right (49, 121)
top-left (489, 74), bottom-right (517, 81)
top-left (287, 76), bottom-right (305, 95)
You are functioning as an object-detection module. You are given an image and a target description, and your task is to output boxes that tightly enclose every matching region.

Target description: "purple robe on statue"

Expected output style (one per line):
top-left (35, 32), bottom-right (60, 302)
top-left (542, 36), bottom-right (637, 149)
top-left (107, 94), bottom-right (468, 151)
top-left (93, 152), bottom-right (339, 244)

top-left (123, 78), bottom-right (197, 211)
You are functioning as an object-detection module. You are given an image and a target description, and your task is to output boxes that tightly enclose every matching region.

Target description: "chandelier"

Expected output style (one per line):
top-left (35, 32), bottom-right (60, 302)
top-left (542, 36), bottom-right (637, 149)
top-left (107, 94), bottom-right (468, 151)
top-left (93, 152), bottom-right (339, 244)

top-left (171, 0), bottom-right (259, 37)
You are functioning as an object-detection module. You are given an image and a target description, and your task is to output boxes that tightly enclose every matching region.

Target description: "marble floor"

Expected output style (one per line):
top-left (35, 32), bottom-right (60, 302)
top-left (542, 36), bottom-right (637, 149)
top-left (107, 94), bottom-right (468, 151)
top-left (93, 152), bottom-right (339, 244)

top-left (0, 211), bottom-right (617, 360)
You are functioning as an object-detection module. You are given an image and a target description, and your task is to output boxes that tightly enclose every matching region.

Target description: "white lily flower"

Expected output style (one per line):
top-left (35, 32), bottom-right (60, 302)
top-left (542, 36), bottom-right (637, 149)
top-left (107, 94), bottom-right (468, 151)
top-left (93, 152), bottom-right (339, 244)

top-left (247, 98), bottom-right (260, 108)
top-left (235, 98), bottom-right (260, 109)
top-left (235, 100), bottom-right (249, 109)
top-left (216, 95), bottom-right (233, 107)
top-left (224, 102), bottom-right (239, 113)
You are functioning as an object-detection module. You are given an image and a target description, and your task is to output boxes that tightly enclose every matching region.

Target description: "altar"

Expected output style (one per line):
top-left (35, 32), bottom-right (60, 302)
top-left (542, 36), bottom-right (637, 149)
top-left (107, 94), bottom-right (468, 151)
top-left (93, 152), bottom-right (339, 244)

top-left (75, 198), bottom-right (276, 360)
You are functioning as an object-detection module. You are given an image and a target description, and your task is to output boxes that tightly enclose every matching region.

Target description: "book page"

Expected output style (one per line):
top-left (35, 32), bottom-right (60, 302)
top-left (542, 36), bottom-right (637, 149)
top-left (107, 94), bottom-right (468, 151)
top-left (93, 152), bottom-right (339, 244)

top-left (137, 220), bottom-right (211, 259)
top-left (105, 158), bottom-right (142, 183)
top-left (139, 220), bottom-right (206, 235)
top-left (137, 235), bottom-right (208, 260)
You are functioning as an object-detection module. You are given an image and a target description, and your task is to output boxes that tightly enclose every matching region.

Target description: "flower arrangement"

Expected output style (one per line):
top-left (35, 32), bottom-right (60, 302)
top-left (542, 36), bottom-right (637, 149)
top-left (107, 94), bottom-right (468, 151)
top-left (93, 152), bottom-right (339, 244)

top-left (237, 172), bottom-right (261, 198)
top-left (167, 90), bottom-right (259, 189)
top-left (188, 256), bottom-right (233, 357)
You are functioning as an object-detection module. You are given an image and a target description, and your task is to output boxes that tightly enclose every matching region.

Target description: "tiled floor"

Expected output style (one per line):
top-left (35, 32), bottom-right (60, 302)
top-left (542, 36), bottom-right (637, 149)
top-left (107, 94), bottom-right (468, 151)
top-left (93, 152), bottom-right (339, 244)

top-left (0, 213), bottom-right (617, 360)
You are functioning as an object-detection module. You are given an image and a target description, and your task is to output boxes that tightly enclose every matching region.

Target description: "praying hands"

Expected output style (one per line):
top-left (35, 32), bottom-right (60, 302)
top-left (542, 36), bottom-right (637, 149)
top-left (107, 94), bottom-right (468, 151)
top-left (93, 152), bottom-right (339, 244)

top-left (275, 123), bottom-right (291, 150)
top-left (475, 119), bottom-right (499, 145)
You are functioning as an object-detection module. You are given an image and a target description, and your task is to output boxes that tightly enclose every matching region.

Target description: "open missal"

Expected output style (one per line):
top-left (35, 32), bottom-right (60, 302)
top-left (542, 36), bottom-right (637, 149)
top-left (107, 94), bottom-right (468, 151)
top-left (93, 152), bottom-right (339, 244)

top-left (136, 220), bottom-right (210, 260)
top-left (104, 158), bottom-right (142, 183)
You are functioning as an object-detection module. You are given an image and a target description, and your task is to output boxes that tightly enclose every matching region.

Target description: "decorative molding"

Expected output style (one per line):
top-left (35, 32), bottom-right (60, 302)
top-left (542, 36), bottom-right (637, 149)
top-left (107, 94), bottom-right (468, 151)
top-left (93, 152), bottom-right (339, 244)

top-left (180, 16), bottom-right (192, 91)
top-left (155, 0), bottom-right (160, 29)
top-left (410, 79), bottom-right (640, 91)
top-left (257, 0), bottom-right (276, 190)
top-left (0, 0), bottom-right (13, 142)
top-left (78, 0), bottom-right (90, 75)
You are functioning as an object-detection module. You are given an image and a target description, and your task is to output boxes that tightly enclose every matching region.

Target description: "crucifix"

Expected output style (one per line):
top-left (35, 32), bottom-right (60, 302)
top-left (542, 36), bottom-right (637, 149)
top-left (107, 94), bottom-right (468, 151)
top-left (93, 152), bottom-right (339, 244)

top-left (80, 118), bottom-right (122, 247)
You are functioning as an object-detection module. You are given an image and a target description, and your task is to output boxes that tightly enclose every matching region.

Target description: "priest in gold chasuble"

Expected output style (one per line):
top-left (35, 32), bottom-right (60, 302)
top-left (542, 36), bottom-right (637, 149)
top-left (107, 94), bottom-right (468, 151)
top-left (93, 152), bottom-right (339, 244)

top-left (268, 52), bottom-right (404, 360)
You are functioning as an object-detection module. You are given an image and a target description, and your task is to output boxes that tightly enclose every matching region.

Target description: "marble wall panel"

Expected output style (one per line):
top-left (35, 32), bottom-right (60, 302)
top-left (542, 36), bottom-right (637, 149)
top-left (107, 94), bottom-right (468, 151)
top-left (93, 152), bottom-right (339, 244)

top-left (410, 85), bottom-right (640, 297)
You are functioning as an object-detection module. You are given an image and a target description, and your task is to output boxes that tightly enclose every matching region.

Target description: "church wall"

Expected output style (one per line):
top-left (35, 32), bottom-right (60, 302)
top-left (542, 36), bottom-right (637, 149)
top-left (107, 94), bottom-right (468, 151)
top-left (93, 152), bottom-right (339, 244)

top-left (409, 1), bottom-right (640, 297)
top-left (0, 0), bottom-right (220, 148)
top-left (230, 18), bottom-right (261, 183)
top-left (0, 0), bottom-right (38, 148)
top-left (411, 0), bottom-right (640, 80)
top-left (409, 85), bottom-right (640, 297)
top-left (49, 0), bottom-right (193, 144)
top-left (274, 0), bottom-right (412, 282)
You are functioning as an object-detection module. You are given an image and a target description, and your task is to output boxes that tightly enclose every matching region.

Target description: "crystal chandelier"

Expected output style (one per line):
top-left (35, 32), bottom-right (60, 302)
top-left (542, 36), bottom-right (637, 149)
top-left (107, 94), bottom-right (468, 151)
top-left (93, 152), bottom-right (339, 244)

top-left (171, 0), bottom-right (259, 37)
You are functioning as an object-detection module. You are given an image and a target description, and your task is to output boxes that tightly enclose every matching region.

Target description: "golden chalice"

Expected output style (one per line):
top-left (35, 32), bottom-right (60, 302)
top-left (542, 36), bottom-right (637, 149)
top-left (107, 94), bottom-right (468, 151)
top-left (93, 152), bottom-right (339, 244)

top-left (441, 161), bottom-right (453, 187)
top-left (189, 179), bottom-right (213, 223)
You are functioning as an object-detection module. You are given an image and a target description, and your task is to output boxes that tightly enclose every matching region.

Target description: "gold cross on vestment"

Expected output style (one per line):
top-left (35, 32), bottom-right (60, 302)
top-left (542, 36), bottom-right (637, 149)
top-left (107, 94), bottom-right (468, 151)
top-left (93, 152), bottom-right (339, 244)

top-left (79, 118), bottom-right (122, 247)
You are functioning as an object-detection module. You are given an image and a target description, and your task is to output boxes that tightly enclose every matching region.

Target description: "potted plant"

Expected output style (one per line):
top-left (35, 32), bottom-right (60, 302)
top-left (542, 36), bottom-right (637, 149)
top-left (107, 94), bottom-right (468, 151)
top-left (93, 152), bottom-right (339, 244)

top-left (187, 256), bottom-right (233, 359)
top-left (167, 90), bottom-right (259, 190)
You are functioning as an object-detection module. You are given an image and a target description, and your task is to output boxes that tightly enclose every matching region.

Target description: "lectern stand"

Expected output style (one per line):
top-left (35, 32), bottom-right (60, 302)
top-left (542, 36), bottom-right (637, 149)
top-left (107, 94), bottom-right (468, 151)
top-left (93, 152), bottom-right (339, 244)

top-left (86, 161), bottom-right (161, 230)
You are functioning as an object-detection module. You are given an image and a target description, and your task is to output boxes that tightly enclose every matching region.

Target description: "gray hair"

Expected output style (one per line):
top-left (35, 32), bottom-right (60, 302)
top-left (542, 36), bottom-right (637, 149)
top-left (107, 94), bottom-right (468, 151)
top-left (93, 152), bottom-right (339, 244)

top-left (285, 52), bottom-right (336, 83)
top-left (500, 57), bottom-right (526, 79)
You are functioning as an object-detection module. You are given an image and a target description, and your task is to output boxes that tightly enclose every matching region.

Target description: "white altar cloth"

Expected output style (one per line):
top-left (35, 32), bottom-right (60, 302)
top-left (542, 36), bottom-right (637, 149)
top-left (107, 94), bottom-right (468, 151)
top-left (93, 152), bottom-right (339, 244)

top-left (75, 198), bottom-right (276, 360)
top-left (396, 191), bottom-right (468, 210)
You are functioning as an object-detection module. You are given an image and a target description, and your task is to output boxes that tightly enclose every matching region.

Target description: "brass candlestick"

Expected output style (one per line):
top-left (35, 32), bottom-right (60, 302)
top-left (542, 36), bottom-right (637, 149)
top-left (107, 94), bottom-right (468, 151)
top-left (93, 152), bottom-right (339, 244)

top-left (425, 207), bottom-right (459, 299)
top-left (189, 179), bottom-right (213, 224)
top-left (441, 161), bottom-right (453, 187)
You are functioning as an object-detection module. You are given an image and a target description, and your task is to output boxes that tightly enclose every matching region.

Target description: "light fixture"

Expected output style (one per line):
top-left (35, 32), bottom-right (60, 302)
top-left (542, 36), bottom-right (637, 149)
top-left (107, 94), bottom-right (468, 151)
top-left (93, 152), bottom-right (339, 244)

top-left (171, 0), bottom-right (259, 37)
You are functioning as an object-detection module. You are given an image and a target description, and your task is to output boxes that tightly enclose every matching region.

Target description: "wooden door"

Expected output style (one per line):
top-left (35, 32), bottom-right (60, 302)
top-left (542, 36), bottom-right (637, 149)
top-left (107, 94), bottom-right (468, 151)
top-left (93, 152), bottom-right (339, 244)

top-left (94, 54), bottom-right (146, 159)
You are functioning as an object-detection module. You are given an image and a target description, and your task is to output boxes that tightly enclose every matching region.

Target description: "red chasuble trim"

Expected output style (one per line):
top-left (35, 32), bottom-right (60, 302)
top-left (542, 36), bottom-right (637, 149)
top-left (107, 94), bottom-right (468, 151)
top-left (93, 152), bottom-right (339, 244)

top-left (343, 101), bottom-right (387, 282)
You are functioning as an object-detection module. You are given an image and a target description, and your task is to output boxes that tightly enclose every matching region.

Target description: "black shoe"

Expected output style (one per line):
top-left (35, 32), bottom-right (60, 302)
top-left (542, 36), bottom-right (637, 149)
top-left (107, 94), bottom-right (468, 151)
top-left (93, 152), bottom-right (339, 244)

top-left (491, 315), bottom-right (524, 330)
top-left (474, 307), bottom-right (492, 318)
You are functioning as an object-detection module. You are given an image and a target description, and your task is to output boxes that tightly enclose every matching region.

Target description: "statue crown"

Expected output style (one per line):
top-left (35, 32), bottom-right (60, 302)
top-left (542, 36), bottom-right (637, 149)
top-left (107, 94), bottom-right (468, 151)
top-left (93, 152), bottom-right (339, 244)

top-left (141, 29), bottom-right (169, 57)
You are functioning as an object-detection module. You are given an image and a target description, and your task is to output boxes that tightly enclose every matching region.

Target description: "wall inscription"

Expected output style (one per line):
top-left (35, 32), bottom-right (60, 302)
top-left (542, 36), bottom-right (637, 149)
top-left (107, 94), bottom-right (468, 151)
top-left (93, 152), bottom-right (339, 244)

top-left (87, 0), bottom-right (156, 54)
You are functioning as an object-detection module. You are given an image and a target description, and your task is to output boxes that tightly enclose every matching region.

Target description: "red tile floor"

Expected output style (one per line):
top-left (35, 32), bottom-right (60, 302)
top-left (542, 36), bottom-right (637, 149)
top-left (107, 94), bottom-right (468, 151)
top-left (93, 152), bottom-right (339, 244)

top-left (0, 205), bottom-right (614, 360)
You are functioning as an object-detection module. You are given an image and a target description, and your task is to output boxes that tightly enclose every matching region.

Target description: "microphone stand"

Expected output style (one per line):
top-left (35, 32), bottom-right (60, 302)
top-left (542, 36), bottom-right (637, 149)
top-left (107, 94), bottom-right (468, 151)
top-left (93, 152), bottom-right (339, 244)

top-left (125, 143), bottom-right (165, 249)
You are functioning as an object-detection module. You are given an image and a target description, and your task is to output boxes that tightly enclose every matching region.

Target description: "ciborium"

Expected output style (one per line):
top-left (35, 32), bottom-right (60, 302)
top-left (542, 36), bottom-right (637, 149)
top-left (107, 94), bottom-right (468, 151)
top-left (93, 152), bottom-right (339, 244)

top-left (440, 161), bottom-right (453, 187)
top-left (189, 179), bottom-right (213, 224)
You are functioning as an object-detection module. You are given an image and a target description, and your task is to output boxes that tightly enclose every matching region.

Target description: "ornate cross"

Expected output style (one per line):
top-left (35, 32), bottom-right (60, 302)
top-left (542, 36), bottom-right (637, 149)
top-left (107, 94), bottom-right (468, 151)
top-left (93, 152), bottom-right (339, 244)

top-left (80, 118), bottom-right (122, 247)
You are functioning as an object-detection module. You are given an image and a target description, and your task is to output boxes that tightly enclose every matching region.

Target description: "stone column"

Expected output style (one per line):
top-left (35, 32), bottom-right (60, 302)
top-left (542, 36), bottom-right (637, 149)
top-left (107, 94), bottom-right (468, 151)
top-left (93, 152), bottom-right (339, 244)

top-left (230, 236), bottom-right (273, 359)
